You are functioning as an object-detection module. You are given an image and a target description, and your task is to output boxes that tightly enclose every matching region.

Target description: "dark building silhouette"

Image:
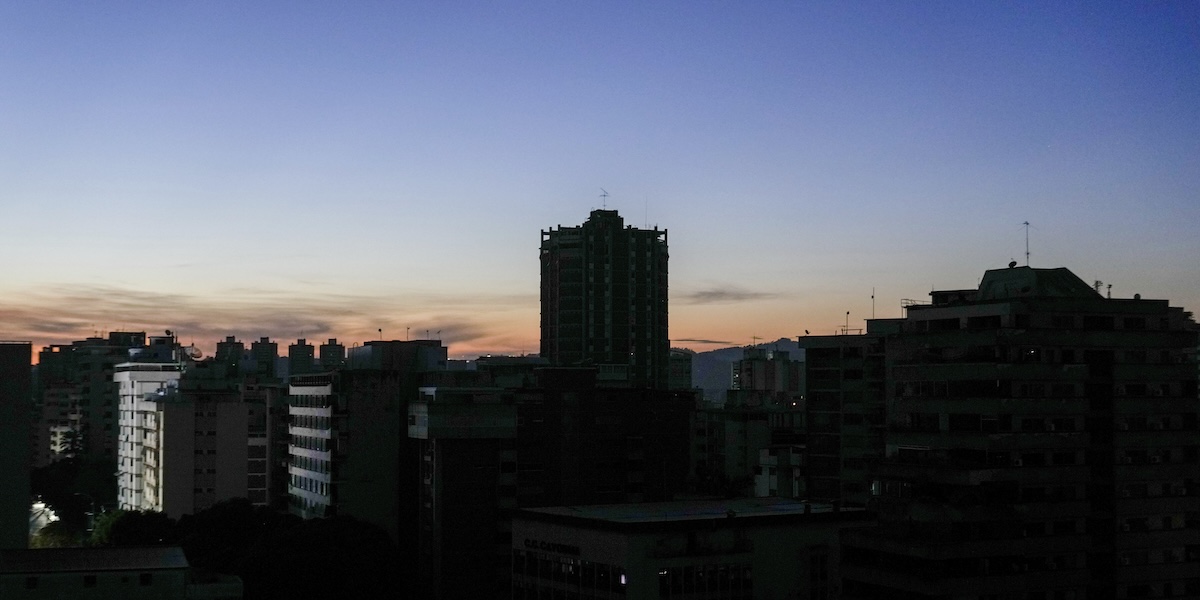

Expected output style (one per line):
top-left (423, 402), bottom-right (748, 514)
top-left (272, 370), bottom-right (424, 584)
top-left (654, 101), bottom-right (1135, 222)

top-left (692, 348), bottom-right (807, 498)
top-left (288, 338), bottom-right (316, 376)
top-left (214, 335), bottom-right (244, 375)
top-left (250, 337), bottom-right (278, 380)
top-left (668, 348), bottom-right (694, 390)
top-left (409, 366), bottom-right (694, 599)
top-left (541, 209), bottom-right (669, 388)
top-left (318, 338), bottom-right (346, 371)
top-left (797, 322), bottom-right (895, 506)
top-left (829, 266), bottom-right (1200, 600)
top-left (511, 498), bottom-right (872, 600)
top-left (0, 342), bottom-right (31, 549)
top-left (33, 332), bottom-right (147, 466)
top-left (287, 340), bottom-right (447, 534)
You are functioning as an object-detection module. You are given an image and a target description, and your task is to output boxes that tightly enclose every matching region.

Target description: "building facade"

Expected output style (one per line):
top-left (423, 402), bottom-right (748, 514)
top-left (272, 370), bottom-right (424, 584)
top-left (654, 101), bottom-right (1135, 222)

top-left (797, 321), bottom-right (895, 506)
top-left (511, 498), bottom-right (870, 600)
top-left (286, 341), bottom-right (447, 532)
top-left (115, 356), bottom-right (183, 513)
top-left (835, 266), bottom-right (1200, 600)
top-left (540, 209), bottom-right (669, 388)
top-left (116, 359), bottom-right (282, 518)
top-left (0, 546), bottom-right (241, 600)
top-left (34, 332), bottom-right (147, 466)
top-left (408, 366), bottom-right (695, 599)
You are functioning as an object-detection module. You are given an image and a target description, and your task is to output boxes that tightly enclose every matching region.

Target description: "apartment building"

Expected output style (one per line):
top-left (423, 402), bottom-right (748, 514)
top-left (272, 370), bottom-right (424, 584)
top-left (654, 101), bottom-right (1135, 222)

top-left (511, 497), bottom-right (871, 600)
top-left (834, 265), bottom-right (1199, 600)
top-left (541, 209), bottom-right (670, 388)
top-left (408, 366), bottom-right (694, 599)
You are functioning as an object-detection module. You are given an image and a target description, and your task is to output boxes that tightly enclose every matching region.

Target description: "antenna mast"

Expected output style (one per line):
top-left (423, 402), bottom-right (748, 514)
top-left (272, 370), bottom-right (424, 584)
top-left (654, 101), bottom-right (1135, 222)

top-left (1023, 221), bottom-right (1031, 266)
top-left (599, 188), bottom-right (609, 209)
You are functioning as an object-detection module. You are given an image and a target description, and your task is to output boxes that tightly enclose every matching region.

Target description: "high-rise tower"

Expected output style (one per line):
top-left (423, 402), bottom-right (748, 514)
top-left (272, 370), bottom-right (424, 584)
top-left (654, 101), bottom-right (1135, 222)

top-left (540, 209), bottom-right (669, 388)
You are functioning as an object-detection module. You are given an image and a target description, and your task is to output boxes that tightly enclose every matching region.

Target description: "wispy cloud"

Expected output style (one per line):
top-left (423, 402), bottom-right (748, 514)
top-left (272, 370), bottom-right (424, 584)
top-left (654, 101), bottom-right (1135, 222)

top-left (678, 286), bottom-right (777, 305)
top-left (0, 283), bottom-right (538, 359)
top-left (672, 338), bottom-right (734, 345)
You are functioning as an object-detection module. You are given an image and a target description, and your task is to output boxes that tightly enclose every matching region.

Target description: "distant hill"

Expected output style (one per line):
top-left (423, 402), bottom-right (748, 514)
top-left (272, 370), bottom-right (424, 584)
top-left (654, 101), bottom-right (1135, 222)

top-left (686, 337), bottom-right (804, 404)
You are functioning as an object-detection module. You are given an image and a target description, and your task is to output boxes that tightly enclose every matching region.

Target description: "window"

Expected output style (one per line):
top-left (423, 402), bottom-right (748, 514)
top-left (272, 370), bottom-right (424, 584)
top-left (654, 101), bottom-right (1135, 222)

top-left (84, 574), bottom-right (97, 587)
top-left (25, 577), bottom-right (37, 589)
top-left (140, 573), bottom-right (153, 586)
top-left (1051, 315), bottom-right (1074, 329)
top-left (1123, 317), bottom-right (1146, 330)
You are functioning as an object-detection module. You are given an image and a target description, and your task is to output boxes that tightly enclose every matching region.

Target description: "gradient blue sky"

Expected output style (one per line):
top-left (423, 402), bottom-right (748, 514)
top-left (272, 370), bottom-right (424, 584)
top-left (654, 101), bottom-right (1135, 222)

top-left (2, 2), bottom-right (1198, 359)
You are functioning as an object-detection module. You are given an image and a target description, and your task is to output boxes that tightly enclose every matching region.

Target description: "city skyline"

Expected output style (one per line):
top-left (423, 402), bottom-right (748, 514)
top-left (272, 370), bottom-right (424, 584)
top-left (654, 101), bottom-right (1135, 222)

top-left (3, 2), bottom-right (1198, 360)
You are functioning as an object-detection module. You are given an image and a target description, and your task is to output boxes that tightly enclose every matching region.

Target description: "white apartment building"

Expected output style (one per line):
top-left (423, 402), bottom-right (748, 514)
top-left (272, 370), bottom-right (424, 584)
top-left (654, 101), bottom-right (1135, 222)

top-left (115, 362), bottom-right (182, 512)
top-left (287, 375), bottom-right (334, 519)
top-left (117, 358), bottom-right (271, 518)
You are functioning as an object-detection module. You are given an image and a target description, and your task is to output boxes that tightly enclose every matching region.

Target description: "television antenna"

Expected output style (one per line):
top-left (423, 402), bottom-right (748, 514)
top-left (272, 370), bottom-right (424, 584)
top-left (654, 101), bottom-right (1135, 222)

top-left (599, 188), bottom-right (609, 209)
top-left (1021, 221), bottom-right (1034, 266)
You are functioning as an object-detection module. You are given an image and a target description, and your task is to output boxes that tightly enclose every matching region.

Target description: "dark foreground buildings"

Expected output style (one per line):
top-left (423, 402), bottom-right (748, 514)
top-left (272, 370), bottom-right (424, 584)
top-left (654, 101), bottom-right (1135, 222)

top-left (0, 342), bottom-right (32, 549)
top-left (512, 498), bottom-right (871, 600)
top-left (409, 366), bottom-right (694, 599)
top-left (287, 340), bottom-right (447, 537)
top-left (820, 266), bottom-right (1200, 600)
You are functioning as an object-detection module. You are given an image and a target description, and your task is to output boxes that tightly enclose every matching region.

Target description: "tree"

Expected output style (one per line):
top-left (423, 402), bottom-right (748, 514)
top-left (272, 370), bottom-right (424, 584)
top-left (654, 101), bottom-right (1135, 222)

top-left (238, 516), bottom-right (400, 600)
top-left (31, 520), bottom-right (82, 548)
top-left (89, 510), bottom-right (177, 547)
top-left (177, 497), bottom-right (299, 573)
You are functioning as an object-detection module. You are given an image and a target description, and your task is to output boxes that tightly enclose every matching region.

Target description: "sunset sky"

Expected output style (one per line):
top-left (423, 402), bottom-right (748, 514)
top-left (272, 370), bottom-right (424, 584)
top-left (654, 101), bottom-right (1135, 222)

top-left (2, 2), bottom-right (1198, 360)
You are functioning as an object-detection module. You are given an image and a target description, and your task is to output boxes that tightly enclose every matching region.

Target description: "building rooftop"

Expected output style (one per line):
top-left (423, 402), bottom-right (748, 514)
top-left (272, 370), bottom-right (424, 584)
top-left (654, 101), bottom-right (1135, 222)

top-left (521, 497), bottom-right (862, 526)
top-left (0, 546), bottom-right (189, 574)
top-left (977, 266), bottom-right (1101, 301)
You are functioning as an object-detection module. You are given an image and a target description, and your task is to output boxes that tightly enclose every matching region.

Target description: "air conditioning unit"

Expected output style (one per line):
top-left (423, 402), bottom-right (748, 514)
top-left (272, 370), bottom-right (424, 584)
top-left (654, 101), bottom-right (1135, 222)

top-left (1117, 422), bottom-right (1129, 431)
top-left (1150, 421), bottom-right (1164, 430)
top-left (1122, 456), bottom-right (1133, 464)
top-left (1046, 423), bottom-right (1056, 432)
top-left (1150, 456), bottom-right (1162, 464)
top-left (1120, 523), bottom-right (1131, 532)
top-left (1120, 489), bottom-right (1131, 498)
top-left (1012, 459), bottom-right (1024, 467)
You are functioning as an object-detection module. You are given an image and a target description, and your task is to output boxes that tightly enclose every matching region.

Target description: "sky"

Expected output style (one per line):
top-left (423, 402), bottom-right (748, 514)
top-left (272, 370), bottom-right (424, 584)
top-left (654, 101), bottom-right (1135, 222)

top-left (2, 2), bottom-right (1198, 360)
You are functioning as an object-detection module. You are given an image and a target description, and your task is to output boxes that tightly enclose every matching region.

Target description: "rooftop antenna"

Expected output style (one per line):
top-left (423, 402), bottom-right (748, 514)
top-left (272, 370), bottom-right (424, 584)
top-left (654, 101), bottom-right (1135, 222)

top-left (1022, 221), bottom-right (1032, 266)
top-left (1107, 284), bottom-right (1112, 299)
top-left (599, 188), bottom-right (609, 209)
top-left (871, 288), bottom-right (876, 320)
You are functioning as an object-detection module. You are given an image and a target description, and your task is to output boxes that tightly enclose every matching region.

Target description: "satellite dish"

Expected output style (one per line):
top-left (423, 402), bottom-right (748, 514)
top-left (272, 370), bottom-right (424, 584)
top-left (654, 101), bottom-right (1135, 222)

top-left (185, 346), bottom-right (203, 359)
